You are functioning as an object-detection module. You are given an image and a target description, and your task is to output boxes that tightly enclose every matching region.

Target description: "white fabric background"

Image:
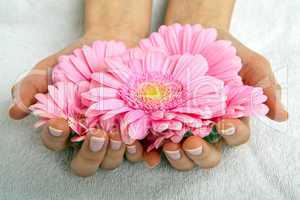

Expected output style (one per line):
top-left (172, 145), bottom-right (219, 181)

top-left (0, 0), bottom-right (299, 199)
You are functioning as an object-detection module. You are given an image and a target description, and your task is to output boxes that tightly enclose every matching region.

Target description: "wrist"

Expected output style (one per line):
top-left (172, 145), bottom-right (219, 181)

top-left (83, 0), bottom-right (151, 46)
top-left (83, 29), bottom-right (142, 47)
top-left (165, 0), bottom-right (235, 31)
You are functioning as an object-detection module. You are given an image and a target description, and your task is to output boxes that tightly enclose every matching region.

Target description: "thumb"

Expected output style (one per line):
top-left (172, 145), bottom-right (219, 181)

top-left (263, 81), bottom-right (288, 122)
top-left (143, 149), bottom-right (161, 168)
top-left (9, 41), bottom-right (84, 120)
top-left (9, 68), bottom-right (49, 120)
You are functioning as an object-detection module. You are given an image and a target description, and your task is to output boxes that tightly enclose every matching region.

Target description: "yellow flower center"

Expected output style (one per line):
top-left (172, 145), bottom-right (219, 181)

top-left (139, 82), bottom-right (169, 102)
top-left (140, 83), bottom-right (168, 101)
top-left (119, 74), bottom-right (185, 111)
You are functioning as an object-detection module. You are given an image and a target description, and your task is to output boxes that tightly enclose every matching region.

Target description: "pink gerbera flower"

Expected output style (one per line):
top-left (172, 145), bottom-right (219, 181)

top-left (224, 85), bottom-right (269, 118)
top-left (52, 40), bottom-right (127, 84)
top-left (30, 25), bottom-right (269, 150)
top-left (138, 24), bottom-right (269, 123)
top-left (138, 23), bottom-right (242, 85)
top-left (83, 50), bottom-right (226, 144)
top-left (42, 40), bottom-right (128, 141)
top-left (29, 82), bottom-right (89, 142)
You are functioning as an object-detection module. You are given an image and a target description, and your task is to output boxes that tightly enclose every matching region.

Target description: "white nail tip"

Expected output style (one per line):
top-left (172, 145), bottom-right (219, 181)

top-left (185, 146), bottom-right (203, 156)
top-left (127, 145), bottom-right (136, 154)
top-left (165, 150), bottom-right (181, 160)
top-left (89, 137), bottom-right (105, 152)
top-left (220, 127), bottom-right (235, 136)
top-left (48, 127), bottom-right (63, 137)
top-left (110, 139), bottom-right (122, 150)
top-left (8, 104), bottom-right (14, 111)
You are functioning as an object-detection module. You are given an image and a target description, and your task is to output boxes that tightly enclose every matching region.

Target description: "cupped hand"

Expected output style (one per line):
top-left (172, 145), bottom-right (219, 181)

top-left (9, 34), bottom-right (144, 176)
top-left (144, 29), bottom-right (288, 170)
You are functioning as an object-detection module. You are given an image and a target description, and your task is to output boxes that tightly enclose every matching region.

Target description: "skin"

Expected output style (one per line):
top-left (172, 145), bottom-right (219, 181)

top-left (144, 0), bottom-right (288, 170)
top-left (9, 0), bottom-right (152, 177)
top-left (9, 0), bottom-right (288, 174)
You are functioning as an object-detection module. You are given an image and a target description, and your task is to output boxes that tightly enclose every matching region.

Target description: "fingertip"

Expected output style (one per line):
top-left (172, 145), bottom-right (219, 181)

top-left (216, 119), bottom-right (237, 136)
top-left (71, 129), bottom-right (108, 176)
top-left (182, 136), bottom-right (205, 158)
top-left (182, 136), bottom-right (204, 151)
top-left (8, 103), bottom-right (29, 120)
top-left (9, 80), bottom-right (39, 120)
top-left (264, 84), bottom-right (288, 122)
top-left (41, 118), bottom-right (71, 151)
top-left (163, 142), bottom-right (194, 171)
top-left (126, 141), bottom-right (143, 162)
top-left (88, 129), bottom-right (109, 142)
top-left (143, 150), bottom-right (161, 169)
top-left (163, 142), bottom-right (180, 152)
top-left (216, 118), bottom-right (250, 146)
top-left (48, 118), bottom-right (70, 134)
top-left (267, 106), bottom-right (288, 122)
top-left (183, 136), bottom-right (221, 169)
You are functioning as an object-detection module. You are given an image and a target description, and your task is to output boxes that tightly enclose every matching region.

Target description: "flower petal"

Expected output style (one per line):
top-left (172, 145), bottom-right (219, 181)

top-left (105, 41), bottom-right (127, 57)
top-left (152, 121), bottom-right (169, 132)
top-left (88, 99), bottom-right (125, 112)
top-left (172, 54), bottom-right (208, 82)
top-left (81, 87), bottom-right (118, 102)
top-left (71, 49), bottom-right (93, 80)
top-left (123, 110), bottom-right (146, 127)
top-left (101, 107), bottom-right (131, 121)
top-left (91, 72), bottom-right (123, 89)
top-left (181, 24), bottom-right (193, 53)
top-left (191, 28), bottom-right (217, 54)
top-left (168, 121), bottom-right (182, 131)
top-left (128, 117), bottom-right (149, 140)
top-left (143, 51), bottom-right (167, 73)
top-left (105, 58), bottom-right (132, 82)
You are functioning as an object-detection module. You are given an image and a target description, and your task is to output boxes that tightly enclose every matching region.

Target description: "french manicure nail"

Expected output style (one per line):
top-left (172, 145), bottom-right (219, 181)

top-left (185, 146), bottom-right (203, 156)
top-left (220, 125), bottom-right (235, 136)
top-left (89, 136), bottom-right (105, 152)
top-left (48, 127), bottom-right (63, 137)
top-left (110, 139), bottom-right (122, 150)
top-left (165, 150), bottom-right (181, 160)
top-left (8, 104), bottom-right (14, 111)
top-left (127, 145), bottom-right (136, 154)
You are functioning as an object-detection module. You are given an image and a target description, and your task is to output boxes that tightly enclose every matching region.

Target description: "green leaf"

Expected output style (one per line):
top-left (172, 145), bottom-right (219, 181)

top-left (183, 126), bottom-right (221, 144)
top-left (69, 131), bottom-right (84, 147)
top-left (203, 126), bottom-right (221, 143)
top-left (183, 131), bottom-right (193, 138)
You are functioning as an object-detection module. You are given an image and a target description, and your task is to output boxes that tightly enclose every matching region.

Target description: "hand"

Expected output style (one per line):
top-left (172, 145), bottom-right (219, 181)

top-left (9, 34), bottom-right (144, 176)
top-left (8, 0), bottom-right (152, 176)
top-left (144, 29), bottom-right (288, 170)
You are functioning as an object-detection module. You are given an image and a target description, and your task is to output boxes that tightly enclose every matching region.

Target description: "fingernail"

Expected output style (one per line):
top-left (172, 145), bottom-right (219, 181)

top-left (220, 125), bottom-right (235, 136)
top-left (185, 146), bottom-right (203, 156)
top-left (48, 127), bottom-right (63, 137)
top-left (8, 104), bottom-right (14, 111)
top-left (127, 145), bottom-right (136, 154)
top-left (89, 136), bottom-right (105, 152)
top-left (110, 139), bottom-right (122, 150)
top-left (165, 150), bottom-right (181, 160)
